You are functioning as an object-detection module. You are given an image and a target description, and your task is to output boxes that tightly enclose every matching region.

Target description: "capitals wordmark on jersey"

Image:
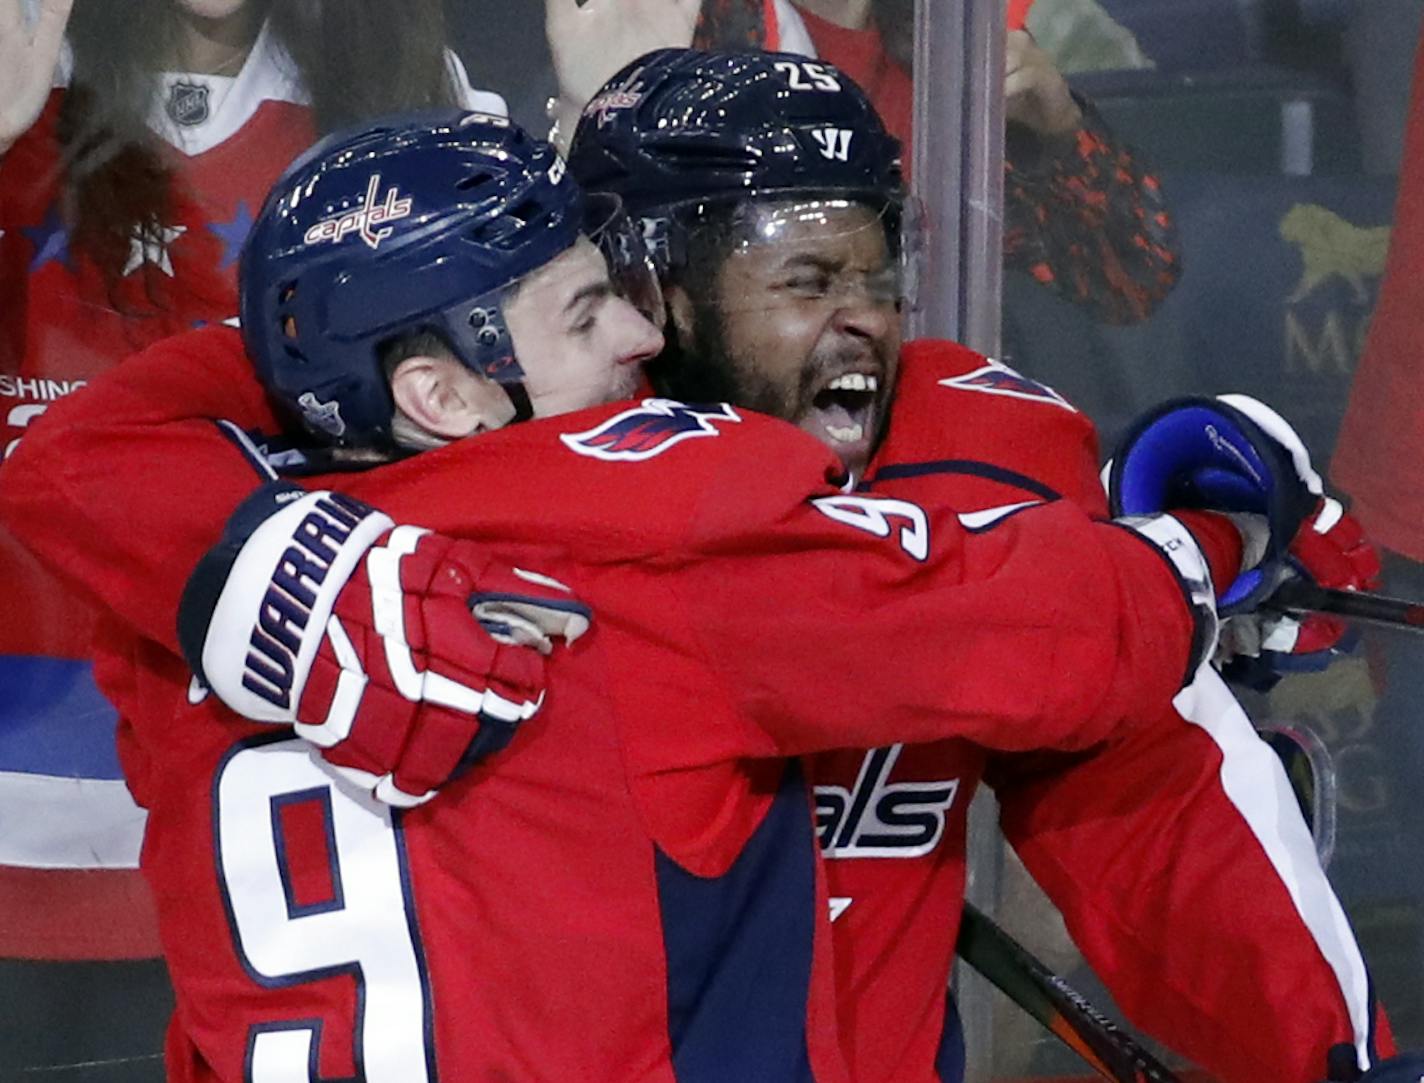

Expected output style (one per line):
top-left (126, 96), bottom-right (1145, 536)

top-left (816, 744), bottom-right (959, 859)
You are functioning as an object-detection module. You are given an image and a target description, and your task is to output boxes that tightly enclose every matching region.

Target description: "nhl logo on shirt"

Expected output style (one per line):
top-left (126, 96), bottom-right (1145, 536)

top-left (166, 81), bottom-right (211, 128)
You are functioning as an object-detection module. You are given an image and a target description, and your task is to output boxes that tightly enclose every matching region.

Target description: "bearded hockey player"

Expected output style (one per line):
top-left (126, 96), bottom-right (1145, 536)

top-left (563, 48), bottom-right (1398, 1083)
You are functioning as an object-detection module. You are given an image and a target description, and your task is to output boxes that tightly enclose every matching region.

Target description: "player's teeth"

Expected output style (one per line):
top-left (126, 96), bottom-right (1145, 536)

top-left (828, 373), bottom-right (877, 393)
top-left (826, 422), bottom-right (865, 443)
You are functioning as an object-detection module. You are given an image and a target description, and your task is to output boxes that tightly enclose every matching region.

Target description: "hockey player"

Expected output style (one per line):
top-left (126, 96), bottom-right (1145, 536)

top-left (1, 71), bottom-right (1401, 1083)
top-left (563, 49), bottom-right (1395, 1083)
top-left (0, 109), bottom-right (1277, 1082)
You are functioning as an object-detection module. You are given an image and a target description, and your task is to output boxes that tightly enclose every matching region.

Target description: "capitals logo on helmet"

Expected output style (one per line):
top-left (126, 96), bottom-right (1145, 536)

top-left (561, 400), bottom-right (741, 462)
top-left (301, 173), bottom-right (414, 250)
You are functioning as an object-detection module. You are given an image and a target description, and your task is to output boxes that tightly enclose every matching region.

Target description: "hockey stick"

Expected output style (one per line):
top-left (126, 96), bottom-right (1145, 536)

top-left (1269, 580), bottom-right (1424, 633)
top-left (957, 902), bottom-right (1183, 1083)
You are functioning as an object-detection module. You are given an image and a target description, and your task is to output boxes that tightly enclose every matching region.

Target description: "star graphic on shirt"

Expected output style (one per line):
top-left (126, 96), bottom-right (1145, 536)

top-left (123, 223), bottom-right (188, 277)
top-left (22, 207), bottom-right (71, 271)
top-left (207, 202), bottom-right (254, 270)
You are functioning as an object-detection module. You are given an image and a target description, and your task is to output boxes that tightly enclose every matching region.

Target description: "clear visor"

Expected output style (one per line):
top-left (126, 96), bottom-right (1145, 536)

top-left (584, 192), bottom-right (665, 328)
top-left (668, 196), bottom-right (925, 317)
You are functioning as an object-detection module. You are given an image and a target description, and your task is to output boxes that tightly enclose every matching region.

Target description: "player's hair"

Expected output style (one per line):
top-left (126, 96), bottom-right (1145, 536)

top-left (56, 0), bottom-right (461, 315)
top-left (378, 329), bottom-right (455, 382)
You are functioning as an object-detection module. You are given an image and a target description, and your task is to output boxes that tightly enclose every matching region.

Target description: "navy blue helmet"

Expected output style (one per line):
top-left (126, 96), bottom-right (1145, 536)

top-left (240, 110), bottom-right (583, 448)
top-left (568, 48), bottom-right (906, 269)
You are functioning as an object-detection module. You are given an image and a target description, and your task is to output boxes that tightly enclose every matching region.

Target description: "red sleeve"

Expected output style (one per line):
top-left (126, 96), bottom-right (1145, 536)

top-left (3, 365), bottom-right (1220, 762)
top-left (659, 499), bottom-right (1214, 761)
top-left (0, 326), bottom-right (278, 652)
top-left (993, 670), bottom-right (1388, 1082)
top-left (1006, 0), bottom-right (1034, 30)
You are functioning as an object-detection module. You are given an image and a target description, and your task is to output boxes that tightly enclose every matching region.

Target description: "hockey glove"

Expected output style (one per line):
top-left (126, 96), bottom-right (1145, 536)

top-left (1219, 498), bottom-right (1382, 688)
top-left (1322, 1047), bottom-right (1424, 1082)
top-left (1108, 394), bottom-right (1323, 615)
top-left (179, 483), bottom-right (592, 807)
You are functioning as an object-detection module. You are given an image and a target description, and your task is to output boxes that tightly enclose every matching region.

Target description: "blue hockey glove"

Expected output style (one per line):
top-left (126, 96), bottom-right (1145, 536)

top-left (1108, 394), bottom-right (1323, 615)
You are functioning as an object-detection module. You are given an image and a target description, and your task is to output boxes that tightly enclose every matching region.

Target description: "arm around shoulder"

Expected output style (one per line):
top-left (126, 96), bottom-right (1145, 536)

top-left (0, 325), bottom-right (282, 650)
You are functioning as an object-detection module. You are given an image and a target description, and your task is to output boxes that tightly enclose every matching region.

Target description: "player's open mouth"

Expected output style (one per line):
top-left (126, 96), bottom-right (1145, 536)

top-left (808, 371), bottom-right (881, 450)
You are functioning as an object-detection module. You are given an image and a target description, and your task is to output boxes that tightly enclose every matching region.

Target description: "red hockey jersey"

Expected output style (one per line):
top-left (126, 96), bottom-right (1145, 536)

top-left (812, 343), bottom-right (1384, 1082)
top-left (2, 328), bottom-right (1225, 1082)
top-left (0, 328), bottom-right (1385, 1081)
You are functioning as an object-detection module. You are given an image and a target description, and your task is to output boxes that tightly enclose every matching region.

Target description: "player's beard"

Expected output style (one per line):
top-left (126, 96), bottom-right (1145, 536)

top-left (654, 301), bottom-right (896, 478)
top-left (647, 306), bottom-right (742, 406)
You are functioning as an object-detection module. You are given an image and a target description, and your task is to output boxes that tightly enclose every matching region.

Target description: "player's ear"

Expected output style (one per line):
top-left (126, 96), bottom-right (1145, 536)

top-left (390, 354), bottom-right (515, 441)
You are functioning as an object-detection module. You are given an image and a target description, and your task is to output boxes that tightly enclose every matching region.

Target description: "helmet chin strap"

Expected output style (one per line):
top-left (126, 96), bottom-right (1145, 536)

top-left (502, 380), bottom-right (534, 424)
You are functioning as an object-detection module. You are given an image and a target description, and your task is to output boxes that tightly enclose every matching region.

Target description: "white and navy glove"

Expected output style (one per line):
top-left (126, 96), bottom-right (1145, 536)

top-left (179, 483), bottom-right (591, 807)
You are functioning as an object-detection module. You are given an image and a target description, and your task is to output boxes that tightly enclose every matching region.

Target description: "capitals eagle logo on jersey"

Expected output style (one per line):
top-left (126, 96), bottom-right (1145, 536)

top-left (561, 399), bottom-right (741, 462)
top-left (940, 360), bottom-right (1076, 412)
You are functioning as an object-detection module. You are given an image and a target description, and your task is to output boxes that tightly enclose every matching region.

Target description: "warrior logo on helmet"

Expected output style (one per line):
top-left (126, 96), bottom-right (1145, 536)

top-left (561, 399), bottom-right (740, 462)
top-left (302, 174), bottom-right (414, 250)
